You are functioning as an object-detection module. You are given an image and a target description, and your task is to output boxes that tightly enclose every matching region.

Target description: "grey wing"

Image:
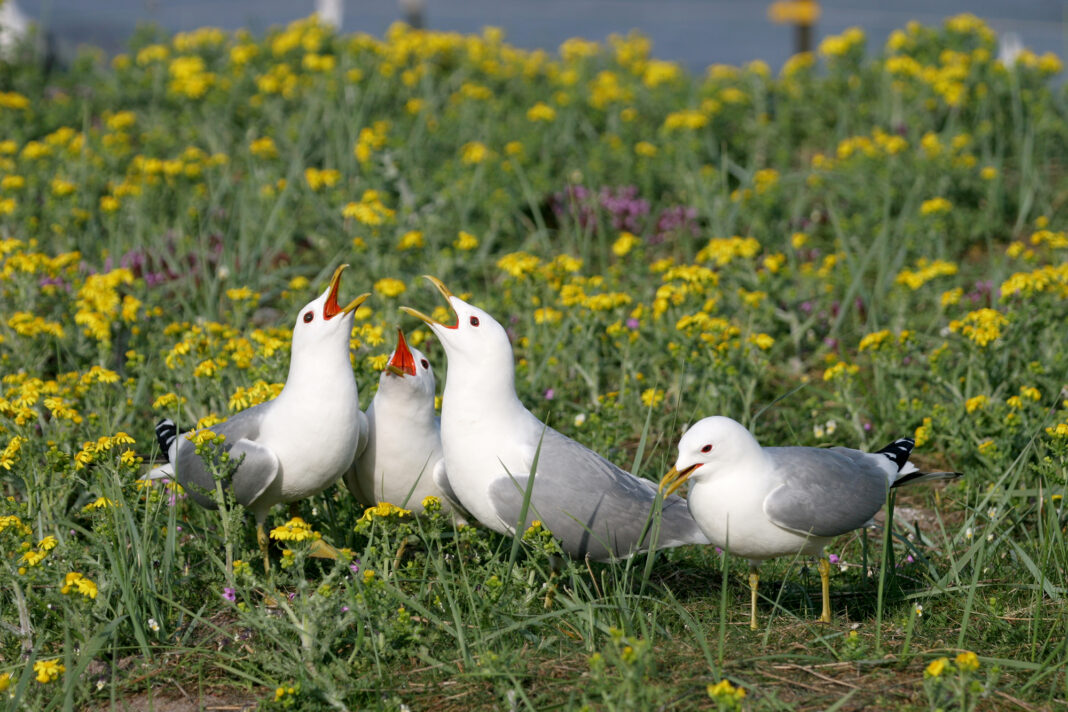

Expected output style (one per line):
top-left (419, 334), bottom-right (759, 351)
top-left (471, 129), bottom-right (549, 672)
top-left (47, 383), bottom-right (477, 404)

top-left (487, 427), bottom-right (707, 561)
top-left (762, 447), bottom-right (889, 538)
top-left (173, 403), bottom-right (277, 509)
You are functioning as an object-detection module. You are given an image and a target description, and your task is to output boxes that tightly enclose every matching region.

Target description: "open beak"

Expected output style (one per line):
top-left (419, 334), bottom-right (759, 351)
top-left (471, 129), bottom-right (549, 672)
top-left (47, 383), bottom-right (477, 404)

top-left (399, 275), bottom-right (458, 329)
top-left (322, 264), bottom-right (370, 320)
top-left (659, 463), bottom-right (698, 497)
top-left (386, 329), bottom-right (417, 377)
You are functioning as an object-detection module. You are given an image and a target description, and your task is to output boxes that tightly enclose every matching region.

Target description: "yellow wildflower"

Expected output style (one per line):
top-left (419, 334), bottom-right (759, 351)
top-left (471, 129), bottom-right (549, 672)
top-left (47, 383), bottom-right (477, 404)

top-left (34, 659), bottom-right (64, 684)
top-left (454, 231), bottom-right (479, 251)
top-left (925, 657), bottom-right (948, 678)
top-left (269, 517), bottom-right (320, 542)
top-left (955, 651), bottom-right (980, 672)
top-left (374, 278), bottom-right (406, 298)
top-left (61, 572), bottom-right (99, 599)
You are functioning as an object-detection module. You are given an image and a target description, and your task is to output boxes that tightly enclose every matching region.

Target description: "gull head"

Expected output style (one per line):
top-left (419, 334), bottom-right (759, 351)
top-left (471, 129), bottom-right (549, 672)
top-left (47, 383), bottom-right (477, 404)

top-left (400, 275), bottom-right (513, 375)
top-left (378, 329), bottom-right (436, 401)
top-left (291, 264), bottom-right (370, 355)
top-left (659, 416), bottom-right (757, 496)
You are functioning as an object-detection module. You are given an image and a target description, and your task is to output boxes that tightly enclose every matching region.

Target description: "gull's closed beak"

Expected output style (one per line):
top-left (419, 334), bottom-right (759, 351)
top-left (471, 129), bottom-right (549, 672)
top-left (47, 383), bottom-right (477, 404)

top-left (322, 264), bottom-right (370, 319)
top-left (659, 464), bottom-right (698, 497)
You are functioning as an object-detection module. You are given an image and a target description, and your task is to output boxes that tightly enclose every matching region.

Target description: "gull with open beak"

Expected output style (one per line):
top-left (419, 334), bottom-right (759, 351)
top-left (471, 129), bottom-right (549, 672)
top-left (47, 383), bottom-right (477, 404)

top-left (150, 265), bottom-right (371, 572)
top-left (661, 415), bottom-right (961, 629)
top-left (344, 329), bottom-right (467, 521)
top-left (401, 276), bottom-right (709, 561)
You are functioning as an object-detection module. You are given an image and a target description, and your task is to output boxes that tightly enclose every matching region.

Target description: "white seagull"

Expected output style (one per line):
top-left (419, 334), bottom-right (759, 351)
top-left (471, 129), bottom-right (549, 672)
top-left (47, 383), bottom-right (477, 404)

top-left (660, 415), bottom-right (961, 629)
top-left (151, 265), bottom-right (370, 571)
top-left (344, 329), bottom-right (466, 520)
top-left (401, 276), bottom-right (709, 561)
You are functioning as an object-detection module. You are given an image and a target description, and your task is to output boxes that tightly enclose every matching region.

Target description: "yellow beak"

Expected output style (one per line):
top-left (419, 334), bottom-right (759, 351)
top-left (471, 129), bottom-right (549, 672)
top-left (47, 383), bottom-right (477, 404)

top-left (322, 264), bottom-right (371, 319)
top-left (399, 275), bottom-right (457, 328)
top-left (659, 464), bottom-right (698, 498)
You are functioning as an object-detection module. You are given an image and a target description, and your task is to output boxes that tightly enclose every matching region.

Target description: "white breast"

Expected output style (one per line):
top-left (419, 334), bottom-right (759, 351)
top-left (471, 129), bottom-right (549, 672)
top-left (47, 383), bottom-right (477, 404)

top-left (688, 470), bottom-right (829, 561)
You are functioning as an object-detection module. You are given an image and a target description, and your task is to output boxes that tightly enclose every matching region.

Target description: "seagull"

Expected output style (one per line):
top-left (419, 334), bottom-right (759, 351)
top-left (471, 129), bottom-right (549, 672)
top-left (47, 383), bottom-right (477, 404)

top-left (150, 265), bottom-right (370, 572)
top-left (660, 415), bottom-right (961, 629)
top-left (401, 276), bottom-right (709, 561)
top-left (343, 329), bottom-right (467, 521)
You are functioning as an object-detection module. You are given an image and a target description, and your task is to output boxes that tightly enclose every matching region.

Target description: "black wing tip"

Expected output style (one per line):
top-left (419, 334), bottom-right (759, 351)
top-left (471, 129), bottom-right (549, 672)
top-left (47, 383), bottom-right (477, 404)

top-left (892, 469), bottom-right (963, 487)
top-left (877, 436), bottom-right (915, 469)
top-left (154, 418), bottom-right (178, 456)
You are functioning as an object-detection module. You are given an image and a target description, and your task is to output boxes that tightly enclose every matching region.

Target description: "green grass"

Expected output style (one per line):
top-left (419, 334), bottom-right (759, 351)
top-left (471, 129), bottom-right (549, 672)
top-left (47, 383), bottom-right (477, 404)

top-left (1, 12), bottom-right (1067, 711)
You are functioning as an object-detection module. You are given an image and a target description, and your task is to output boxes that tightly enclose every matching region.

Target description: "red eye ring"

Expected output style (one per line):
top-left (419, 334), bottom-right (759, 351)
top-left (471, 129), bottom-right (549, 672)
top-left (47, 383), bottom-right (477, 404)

top-left (303, 312), bottom-right (314, 323)
top-left (469, 316), bottom-right (480, 326)
top-left (701, 444), bottom-right (713, 453)
top-left (420, 358), bottom-right (429, 369)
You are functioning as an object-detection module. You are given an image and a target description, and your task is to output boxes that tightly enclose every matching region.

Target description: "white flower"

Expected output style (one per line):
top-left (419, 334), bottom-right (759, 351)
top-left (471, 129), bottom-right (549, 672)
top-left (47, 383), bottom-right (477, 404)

top-left (574, 413), bottom-right (587, 427)
top-left (148, 618), bottom-right (160, 632)
top-left (825, 419), bottom-right (837, 435)
top-left (914, 604), bottom-right (923, 617)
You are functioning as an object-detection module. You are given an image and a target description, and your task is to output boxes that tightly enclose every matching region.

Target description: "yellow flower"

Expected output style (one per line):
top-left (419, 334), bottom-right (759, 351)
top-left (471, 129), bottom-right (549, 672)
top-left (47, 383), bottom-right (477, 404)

top-left (34, 659), bottom-right (65, 684)
top-left (823, 361), bottom-right (859, 382)
top-left (948, 308), bottom-right (1008, 347)
top-left (269, 517), bottom-right (320, 542)
top-left (360, 502), bottom-right (411, 521)
top-left (914, 417), bottom-right (933, 448)
top-left (768, 0), bottom-right (821, 25)
top-left (895, 259), bottom-right (958, 290)
top-left (641, 388), bottom-right (665, 409)
top-left (61, 572), bottom-right (99, 599)
top-left (526, 102), bottom-right (556, 122)
top-left (249, 137), bottom-right (279, 158)
top-left (397, 230), bottom-right (424, 250)
top-left (460, 141), bottom-right (491, 164)
top-left (980, 166), bottom-right (998, 180)
top-left (920, 197), bottom-right (953, 216)
top-left (955, 651), bottom-right (980, 672)
top-left (226, 287), bottom-right (260, 303)
top-left (965, 395), bottom-right (988, 413)
top-left (634, 141), bottom-right (657, 157)
top-left (749, 333), bottom-right (775, 350)
top-left (925, 657), bottom-right (948, 678)
top-left (454, 231), bottom-right (479, 251)
top-left (0, 671), bottom-right (11, 692)
top-left (612, 231), bottom-right (640, 257)
top-left (374, 278), bottom-right (406, 298)
top-left (707, 678), bottom-right (746, 701)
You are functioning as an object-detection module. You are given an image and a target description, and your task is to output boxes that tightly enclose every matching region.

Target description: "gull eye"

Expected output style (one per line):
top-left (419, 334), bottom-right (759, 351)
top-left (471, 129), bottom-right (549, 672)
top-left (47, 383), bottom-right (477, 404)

top-left (303, 312), bottom-right (314, 323)
top-left (469, 316), bottom-right (480, 327)
top-left (701, 444), bottom-right (713, 453)
top-left (420, 358), bottom-right (429, 370)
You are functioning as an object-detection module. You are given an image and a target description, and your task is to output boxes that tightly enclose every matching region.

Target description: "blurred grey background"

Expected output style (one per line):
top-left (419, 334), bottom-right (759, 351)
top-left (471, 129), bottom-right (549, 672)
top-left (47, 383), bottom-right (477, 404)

top-left (7, 0), bottom-right (1068, 70)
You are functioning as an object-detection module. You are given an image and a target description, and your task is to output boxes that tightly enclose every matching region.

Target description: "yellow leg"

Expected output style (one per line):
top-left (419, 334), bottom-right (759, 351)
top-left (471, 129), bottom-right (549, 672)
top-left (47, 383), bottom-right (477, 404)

top-left (309, 538), bottom-right (341, 560)
top-left (749, 567), bottom-right (760, 631)
top-left (257, 522), bottom-right (270, 574)
top-left (818, 556), bottom-right (832, 624)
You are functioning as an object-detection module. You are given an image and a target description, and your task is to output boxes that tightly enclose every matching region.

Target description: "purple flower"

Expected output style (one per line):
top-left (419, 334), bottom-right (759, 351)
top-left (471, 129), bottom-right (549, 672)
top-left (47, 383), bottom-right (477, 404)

top-left (222, 587), bottom-right (236, 602)
top-left (544, 388), bottom-right (555, 400)
top-left (626, 318), bottom-right (640, 330)
top-left (341, 606), bottom-right (350, 613)
top-left (828, 553), bottom-right (840, 564)
top-left (349, 559), bottom-right (361, 575)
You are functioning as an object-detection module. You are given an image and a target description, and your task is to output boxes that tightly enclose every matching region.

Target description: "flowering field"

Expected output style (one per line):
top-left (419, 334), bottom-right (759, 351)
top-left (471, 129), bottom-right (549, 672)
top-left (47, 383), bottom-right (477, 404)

top-left (1, 12), bottom-right (1067, 710)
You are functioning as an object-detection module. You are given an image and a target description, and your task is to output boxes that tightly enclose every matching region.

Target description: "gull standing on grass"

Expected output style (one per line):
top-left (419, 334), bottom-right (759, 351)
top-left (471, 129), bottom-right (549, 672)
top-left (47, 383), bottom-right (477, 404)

top-left (660, 415), bottom-right (961, 629)
top-left (401, 276), bottom-right (709, 561)
top-left (150, 265), bottom-right (371, 572)
top-left (344, 329), bottom-right (467, 521)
